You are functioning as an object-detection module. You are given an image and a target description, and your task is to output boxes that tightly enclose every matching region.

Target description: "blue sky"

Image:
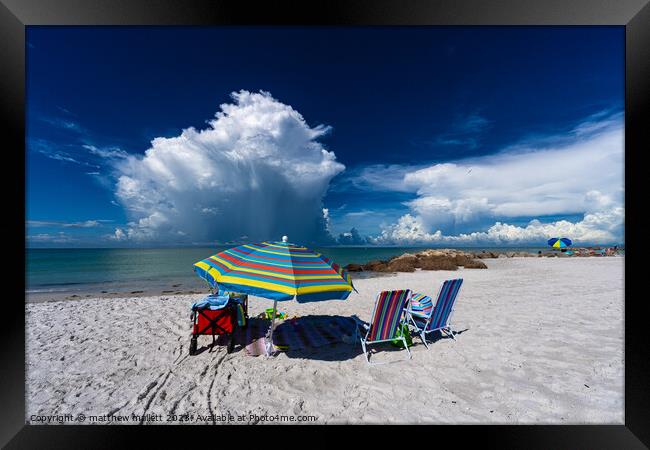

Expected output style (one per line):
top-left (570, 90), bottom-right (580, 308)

top-left (26, 26), bottom-right (624, 247)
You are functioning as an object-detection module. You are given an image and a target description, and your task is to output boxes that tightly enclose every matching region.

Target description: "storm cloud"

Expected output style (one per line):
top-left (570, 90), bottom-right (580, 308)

top-left (112, 90), bottom-right (344, 244)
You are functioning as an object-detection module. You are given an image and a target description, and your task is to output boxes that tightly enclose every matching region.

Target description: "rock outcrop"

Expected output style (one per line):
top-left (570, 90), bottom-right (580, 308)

top-left (342, 246), bottom-right (618, 275)
top-left (462, 259), bottom-right (488, 269)
top-left (347, 248), bottom-right (493, 273)
top-left (419, 256), bottom-right (458, 271)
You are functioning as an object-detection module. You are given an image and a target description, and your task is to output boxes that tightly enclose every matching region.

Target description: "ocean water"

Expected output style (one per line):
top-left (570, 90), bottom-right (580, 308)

top-left (26, 246), bottom-right (549, 296)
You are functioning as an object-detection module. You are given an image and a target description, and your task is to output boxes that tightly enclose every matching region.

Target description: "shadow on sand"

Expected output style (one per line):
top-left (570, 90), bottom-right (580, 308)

top-left (191, 314), bottom-right (469, 362)
top-left (411, 327), bottom-right (470, 346)
top-left (230, 315), bottom-right (360, 361)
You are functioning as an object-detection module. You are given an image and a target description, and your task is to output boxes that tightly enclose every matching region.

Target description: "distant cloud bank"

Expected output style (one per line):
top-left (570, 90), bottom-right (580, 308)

top-left (370, 112), bottom-right (624, 245)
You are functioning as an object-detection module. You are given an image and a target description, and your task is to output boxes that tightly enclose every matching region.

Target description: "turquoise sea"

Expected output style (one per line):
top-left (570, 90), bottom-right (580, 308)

top-left (26, 246), bottom-right (551, 298)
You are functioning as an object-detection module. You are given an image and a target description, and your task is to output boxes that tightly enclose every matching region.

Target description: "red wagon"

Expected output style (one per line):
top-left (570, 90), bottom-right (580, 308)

top-left (189, 294), bottom-right (248, 355)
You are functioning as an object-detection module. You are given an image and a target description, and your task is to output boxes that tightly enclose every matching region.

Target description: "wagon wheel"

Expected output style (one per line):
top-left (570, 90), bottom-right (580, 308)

top-left (227, 309), bottom-right (240, 353)
top-left (189, 336), bottom-right (198, 356)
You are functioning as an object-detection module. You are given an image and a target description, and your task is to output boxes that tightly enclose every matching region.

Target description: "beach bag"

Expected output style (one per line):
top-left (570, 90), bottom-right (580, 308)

top-left (245, 337), bottom-right (268, 356)
top-left (391, 323), bottom-right (413, 348)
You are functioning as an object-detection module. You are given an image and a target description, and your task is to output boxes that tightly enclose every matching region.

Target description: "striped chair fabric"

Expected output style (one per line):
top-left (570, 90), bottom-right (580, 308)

top-left (368, 289), bottom-right (410, 341)
top-left (419, 278), bottom-right (463, 331)
top-left (409, 292), bottom-right (434, 318)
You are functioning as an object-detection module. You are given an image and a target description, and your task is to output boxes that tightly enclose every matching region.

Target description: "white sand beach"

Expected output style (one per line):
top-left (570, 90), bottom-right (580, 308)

top-left (26, 257), bottom-right (624, 424)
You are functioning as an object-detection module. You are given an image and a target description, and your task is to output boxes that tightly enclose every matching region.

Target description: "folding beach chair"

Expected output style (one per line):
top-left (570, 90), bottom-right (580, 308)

top-left (405, 278), bottom-right (463, 348)
top-left (357, 289), bottom-right (412, 364)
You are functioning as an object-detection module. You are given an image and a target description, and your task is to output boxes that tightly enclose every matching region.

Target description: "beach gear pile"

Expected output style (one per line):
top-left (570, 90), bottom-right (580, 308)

top-left (189, 291), bottom-right (249, 355)
top-left (191, 292), bottom-right (248, 326)
top-left (190, 237), bottom-right (466, 363)
top-left (193, 236), bottom-right (355, 356)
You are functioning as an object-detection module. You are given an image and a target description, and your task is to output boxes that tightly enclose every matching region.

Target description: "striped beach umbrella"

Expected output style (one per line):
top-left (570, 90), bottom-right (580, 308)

top-left (193, 236), bottom-right (356, 353)
top-left (547, 237), bottom-right (572, 249)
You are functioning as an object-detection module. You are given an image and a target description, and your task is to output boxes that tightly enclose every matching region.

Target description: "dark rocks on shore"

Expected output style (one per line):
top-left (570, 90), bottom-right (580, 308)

top-left (344, 263), bottom-right (364, 272)
top-left (371, 263), bottom-right (391, 272)
top-left (471, 250), bottom-right (535, 259)
top-left (453, 254), bottom-right (474, 266)
top-left (387, 253), bottom-right (418, 272)
top-left (473, 251), bottom-right (499, 259)
top-left (387, 258), bottom-right (417, 272)
top-left (363, 260), bottom-right (391, 271)
top-left (462, 259), bottom-right (488, 269)
top-left (345, 249), bottom-right (491, 273)
top-left (343, 246), bottom-right (620, 274)
top-left (419, 256), bottom-right (458, 271)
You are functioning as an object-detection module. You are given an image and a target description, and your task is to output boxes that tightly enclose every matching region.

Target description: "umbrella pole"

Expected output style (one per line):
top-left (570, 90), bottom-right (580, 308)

top-left (267, 299), bottom-right (278, 355)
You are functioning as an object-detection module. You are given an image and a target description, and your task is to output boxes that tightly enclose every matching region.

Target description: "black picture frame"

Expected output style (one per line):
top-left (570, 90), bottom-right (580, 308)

top-left (2, 0), bottom-right (648, 446)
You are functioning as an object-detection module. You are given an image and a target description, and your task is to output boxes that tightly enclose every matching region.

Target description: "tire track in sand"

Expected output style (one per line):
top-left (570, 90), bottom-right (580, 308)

top-left (139, 370), bottom-right (172, 424)
top-left (206, 351), bottom-right (229, 425)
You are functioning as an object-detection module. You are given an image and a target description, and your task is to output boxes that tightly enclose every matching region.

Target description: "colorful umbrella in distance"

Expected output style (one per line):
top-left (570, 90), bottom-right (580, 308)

top-left (547, 237), bottom-right (572, 248)
top-left (193, 236), bottom-right (356, 354)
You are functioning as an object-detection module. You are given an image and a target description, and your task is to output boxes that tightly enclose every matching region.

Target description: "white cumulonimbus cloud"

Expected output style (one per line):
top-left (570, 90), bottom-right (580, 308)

top-left (112, 90), bottom-right (344, 244)
top-left (372, 112), bottom-right (624, 245)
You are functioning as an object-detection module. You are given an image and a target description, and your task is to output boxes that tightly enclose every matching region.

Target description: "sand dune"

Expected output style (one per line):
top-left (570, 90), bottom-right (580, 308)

top-left (26, 257), bottom-right (624, 424)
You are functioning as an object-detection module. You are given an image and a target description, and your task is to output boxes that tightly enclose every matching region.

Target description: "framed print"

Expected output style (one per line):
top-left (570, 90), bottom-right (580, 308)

top-left (1, 0), bottom-right (648, 447)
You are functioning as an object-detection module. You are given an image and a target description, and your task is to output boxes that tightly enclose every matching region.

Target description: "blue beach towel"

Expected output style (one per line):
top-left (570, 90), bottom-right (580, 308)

top-left (191, 293), bottom-right (230, 311)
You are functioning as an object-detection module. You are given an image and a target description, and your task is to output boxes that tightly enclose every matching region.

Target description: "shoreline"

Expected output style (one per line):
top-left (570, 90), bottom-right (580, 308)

top-left (25, 253), bottom-right (623, 304)
top-left (26, 246), bottom-right (623, 303)
top-left (25, 270), bottom-right (394, 303)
